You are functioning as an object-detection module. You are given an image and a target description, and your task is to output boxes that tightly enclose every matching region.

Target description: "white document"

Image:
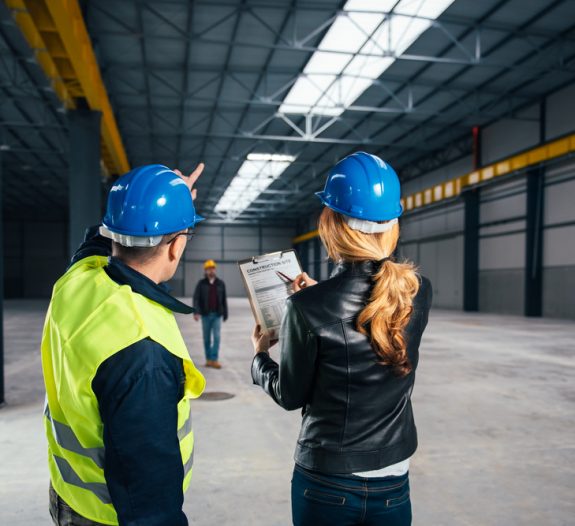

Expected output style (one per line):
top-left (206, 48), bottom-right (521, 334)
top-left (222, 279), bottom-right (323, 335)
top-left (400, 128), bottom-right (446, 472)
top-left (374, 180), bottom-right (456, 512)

top-left (238, 250), bottom-right (303, 339)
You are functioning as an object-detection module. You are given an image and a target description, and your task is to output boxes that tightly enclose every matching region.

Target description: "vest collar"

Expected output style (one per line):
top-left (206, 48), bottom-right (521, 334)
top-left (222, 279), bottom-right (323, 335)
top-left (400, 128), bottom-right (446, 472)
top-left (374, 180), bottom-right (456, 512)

top-left (105, 257), bottom-right (194, 315)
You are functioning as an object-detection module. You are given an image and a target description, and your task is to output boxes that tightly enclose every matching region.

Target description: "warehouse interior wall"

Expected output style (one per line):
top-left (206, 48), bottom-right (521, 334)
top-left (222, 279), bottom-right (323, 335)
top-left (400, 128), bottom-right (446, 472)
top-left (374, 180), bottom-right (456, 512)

top-left (398, 81), bottom-right (575, 320)
top-left (4, 83), bottom-right (574, 320)
top-left (3, 221), bottom-right (296, 299)
top-left (173, 224), bottom-right (297, 298)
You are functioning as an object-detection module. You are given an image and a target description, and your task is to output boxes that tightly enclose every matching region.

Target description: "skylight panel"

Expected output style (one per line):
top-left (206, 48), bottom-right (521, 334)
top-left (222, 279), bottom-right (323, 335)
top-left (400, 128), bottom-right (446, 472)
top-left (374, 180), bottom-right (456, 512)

top-left (345, 54), bottom-right (395, 80)
top-left (247, 153), bottom-right (295, 162)
top-left (318, 14), bottom-right (377, 54)
top-left (214, 154), bottom-right (295, 220)
top-left (278, 0), bottom-right (455, 116)
top-left (281, 74), bottom-right (336, 114)
top-left (304, 51), bottom-right (352, 75)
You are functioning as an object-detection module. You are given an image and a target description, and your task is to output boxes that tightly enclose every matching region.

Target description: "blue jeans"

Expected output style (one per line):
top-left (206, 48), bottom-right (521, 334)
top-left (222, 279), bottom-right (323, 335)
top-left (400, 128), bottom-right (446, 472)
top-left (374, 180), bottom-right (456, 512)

top-left (292, 465), bottom-right (411, 526)
top-left (201, 313), bottom-right (222, 361)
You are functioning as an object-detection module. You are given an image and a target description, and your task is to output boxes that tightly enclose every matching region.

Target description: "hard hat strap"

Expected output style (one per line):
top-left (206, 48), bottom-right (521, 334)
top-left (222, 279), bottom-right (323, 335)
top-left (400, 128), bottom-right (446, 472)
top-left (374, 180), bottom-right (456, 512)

top-left (99, 225), bottom-right (164, 247)
top-left (344, 217), bottom-right (398, 234)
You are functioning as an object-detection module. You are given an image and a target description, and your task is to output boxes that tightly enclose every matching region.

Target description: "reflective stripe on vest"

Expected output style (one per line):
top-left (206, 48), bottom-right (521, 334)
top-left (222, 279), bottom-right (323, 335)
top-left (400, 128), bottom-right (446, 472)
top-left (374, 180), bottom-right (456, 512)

top-left (46, 400), bottom-right (194, 505)
top-left (183, 448), bottom-right (194, 477)
top-left (53, 454), bottom-right (112, 505)
top-left (44, 400), bottom-right (105, 470)
top-left (177, 408), bottom-right (193, 441)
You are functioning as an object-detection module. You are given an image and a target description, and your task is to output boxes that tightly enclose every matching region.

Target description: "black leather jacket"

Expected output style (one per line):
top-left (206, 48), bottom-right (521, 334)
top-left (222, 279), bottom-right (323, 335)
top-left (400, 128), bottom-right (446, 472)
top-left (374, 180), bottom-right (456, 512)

top-left (252, 260), bottom-right (432, 474)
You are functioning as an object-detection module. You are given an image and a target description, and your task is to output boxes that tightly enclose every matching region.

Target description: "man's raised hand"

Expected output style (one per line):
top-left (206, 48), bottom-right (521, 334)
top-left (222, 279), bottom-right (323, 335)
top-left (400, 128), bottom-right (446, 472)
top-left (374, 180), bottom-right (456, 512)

top-left (174, 163), bottom-right (204, 201)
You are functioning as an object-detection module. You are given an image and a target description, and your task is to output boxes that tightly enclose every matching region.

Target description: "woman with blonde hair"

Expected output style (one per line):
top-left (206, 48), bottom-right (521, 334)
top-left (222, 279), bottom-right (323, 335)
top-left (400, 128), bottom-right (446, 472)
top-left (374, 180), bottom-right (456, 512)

top-left (251, 152), bottom-right (432, 526)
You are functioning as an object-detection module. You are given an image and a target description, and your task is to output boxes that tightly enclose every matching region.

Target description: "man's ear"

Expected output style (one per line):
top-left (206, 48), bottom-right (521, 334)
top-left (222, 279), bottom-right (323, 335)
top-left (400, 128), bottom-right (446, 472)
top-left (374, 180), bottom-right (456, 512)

top-left (167, 235), bottom-right (186, 262)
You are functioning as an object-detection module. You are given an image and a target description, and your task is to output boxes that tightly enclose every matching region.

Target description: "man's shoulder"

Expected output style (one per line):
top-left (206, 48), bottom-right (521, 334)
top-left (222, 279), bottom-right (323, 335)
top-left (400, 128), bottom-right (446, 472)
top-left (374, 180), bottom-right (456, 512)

top-left (93, 338), bottom-right (183, 395)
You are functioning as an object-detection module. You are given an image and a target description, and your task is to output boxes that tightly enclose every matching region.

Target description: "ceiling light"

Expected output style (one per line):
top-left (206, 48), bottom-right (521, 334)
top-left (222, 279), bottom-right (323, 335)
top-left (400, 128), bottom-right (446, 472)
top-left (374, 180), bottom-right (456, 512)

top-left (247, 153), bottom-right (296, 162)
top-left (214, 153), bottom-right (295, 220)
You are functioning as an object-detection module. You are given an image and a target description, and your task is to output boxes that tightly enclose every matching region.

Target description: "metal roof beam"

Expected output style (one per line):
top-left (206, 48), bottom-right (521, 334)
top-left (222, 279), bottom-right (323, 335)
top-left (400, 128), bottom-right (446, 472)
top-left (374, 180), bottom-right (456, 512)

top-left (115, 92), bottom-right (533, 120)
top-left (92, 31), bottom-right (574, 74)
top-left (122, 129), bottom-right (432, 150)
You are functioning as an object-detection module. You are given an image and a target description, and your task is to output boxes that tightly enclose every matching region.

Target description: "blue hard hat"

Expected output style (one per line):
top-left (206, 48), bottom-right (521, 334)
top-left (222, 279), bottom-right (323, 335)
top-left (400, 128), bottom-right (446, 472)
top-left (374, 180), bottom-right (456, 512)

top-left (315, 152), bottom-right (403, 221)
top-left (102, 164), bottom-right (204, 237)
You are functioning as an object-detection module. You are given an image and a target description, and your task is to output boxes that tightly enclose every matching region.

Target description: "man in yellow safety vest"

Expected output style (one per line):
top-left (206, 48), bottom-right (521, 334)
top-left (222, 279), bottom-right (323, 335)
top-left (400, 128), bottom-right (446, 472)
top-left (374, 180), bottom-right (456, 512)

top-left (41, 164), bottom-right (206, 525)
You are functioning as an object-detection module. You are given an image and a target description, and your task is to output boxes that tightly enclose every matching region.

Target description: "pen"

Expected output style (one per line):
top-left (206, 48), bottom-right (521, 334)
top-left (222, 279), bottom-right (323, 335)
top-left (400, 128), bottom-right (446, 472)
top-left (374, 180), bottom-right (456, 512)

top-left (276, 270), bottom-right (294, 283)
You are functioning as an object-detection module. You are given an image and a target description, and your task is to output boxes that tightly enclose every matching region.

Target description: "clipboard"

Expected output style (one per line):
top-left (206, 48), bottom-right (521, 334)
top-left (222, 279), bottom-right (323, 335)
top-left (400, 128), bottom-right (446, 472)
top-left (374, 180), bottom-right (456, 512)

top-left (238, 249), bottom-right (303, 339)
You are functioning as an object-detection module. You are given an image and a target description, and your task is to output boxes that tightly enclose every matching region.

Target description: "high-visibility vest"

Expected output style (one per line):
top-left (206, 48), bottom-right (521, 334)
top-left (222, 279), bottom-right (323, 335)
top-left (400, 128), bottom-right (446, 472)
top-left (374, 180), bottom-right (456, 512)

top-left (41, 255), bottom-right (206, 525)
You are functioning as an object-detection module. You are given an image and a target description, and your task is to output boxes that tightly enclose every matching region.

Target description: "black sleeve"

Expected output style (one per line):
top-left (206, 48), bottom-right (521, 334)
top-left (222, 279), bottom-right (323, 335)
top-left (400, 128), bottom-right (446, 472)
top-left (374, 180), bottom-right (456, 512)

top-left (251, 299), bottom-right (318, 410)
top-left (222, 282), bottom-right (228, 321)
top-left (193, 281), bottom-right (201, 314)
top-left (68, 225), bottom-right (112, 268)
top-left (92, 339), bottom-right (188, 526)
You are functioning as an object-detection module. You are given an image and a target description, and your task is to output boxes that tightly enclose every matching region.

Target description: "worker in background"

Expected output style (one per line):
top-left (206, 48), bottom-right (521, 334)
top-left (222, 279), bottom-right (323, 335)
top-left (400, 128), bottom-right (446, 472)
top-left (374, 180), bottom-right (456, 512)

top-left (250, 152), bottom-right (432, 526)
top-left (41, 164), bottom-right (206, 526)
top-left (193, 260), bottom-right (228, 369)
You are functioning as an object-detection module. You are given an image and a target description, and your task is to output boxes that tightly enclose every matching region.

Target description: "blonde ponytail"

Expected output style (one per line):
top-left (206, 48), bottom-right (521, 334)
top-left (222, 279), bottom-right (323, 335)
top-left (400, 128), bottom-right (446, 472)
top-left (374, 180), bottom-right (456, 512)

top-left (318, 208), bottom-right (420, 376)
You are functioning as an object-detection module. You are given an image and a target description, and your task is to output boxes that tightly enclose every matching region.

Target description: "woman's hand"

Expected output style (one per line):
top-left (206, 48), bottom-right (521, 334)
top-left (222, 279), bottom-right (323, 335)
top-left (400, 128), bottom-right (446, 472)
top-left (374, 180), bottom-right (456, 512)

top-left (251, 324), bottom-right (271, 355)
top-left (292, 272), bottom-right (318, 293)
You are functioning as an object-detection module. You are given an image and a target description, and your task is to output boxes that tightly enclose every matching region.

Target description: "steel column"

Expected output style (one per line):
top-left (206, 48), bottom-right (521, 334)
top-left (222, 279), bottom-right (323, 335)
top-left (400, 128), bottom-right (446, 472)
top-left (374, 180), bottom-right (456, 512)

top-left (0, 149), bottom-right (4, 406)
top-left (463, 189), bottom-right (480, 312)
top-left (68, 107), bottom-right (102, 257)
top-left (524, 167), bottom-right (544, 317)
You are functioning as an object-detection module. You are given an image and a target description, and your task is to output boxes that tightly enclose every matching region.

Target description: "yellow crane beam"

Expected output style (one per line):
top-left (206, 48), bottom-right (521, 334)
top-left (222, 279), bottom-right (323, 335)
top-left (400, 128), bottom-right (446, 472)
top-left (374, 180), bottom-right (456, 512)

top-left (400, 132), bottom-right (575, 213)
top-left (6, 0), bottom-right (130, 176)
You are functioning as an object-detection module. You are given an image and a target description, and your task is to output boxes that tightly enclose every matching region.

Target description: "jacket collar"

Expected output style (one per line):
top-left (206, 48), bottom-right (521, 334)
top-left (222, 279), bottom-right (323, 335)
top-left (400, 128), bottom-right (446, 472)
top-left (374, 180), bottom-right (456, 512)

top-left (331, 260), bottom-right (381, 278)
top-left (105, 257), bottom-right (194, 314)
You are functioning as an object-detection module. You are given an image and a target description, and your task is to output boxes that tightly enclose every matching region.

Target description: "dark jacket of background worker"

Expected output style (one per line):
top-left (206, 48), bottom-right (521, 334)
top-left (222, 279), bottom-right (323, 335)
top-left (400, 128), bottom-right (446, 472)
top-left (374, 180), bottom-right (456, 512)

top-left (193, 260), bottom-right (228, 369)
top-left (250, 152), bottom-right (432, 526)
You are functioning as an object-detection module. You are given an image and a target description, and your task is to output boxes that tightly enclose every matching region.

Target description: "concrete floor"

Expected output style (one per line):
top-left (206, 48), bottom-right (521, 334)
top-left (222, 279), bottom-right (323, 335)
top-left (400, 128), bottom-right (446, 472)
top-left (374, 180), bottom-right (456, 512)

top-left (0, 298), bottom-right (574, 526)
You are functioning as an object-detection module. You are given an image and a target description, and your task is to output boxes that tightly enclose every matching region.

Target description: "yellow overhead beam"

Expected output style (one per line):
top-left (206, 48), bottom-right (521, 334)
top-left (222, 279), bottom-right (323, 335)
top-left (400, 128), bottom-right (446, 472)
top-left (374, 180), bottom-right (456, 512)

top-left (7, 0), bottom-right (130, 176)
top-left (293, 229), bottom-right (319, 245)
top-left (401, 132), bottom-right (575, 214)
top-left (292, 132), bottom-right (575, 245)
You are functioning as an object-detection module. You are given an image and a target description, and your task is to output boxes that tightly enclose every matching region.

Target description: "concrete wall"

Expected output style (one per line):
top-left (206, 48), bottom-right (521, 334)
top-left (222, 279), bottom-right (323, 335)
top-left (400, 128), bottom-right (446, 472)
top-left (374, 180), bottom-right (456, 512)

top-left (177, 224), bottom-right (296, 297)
